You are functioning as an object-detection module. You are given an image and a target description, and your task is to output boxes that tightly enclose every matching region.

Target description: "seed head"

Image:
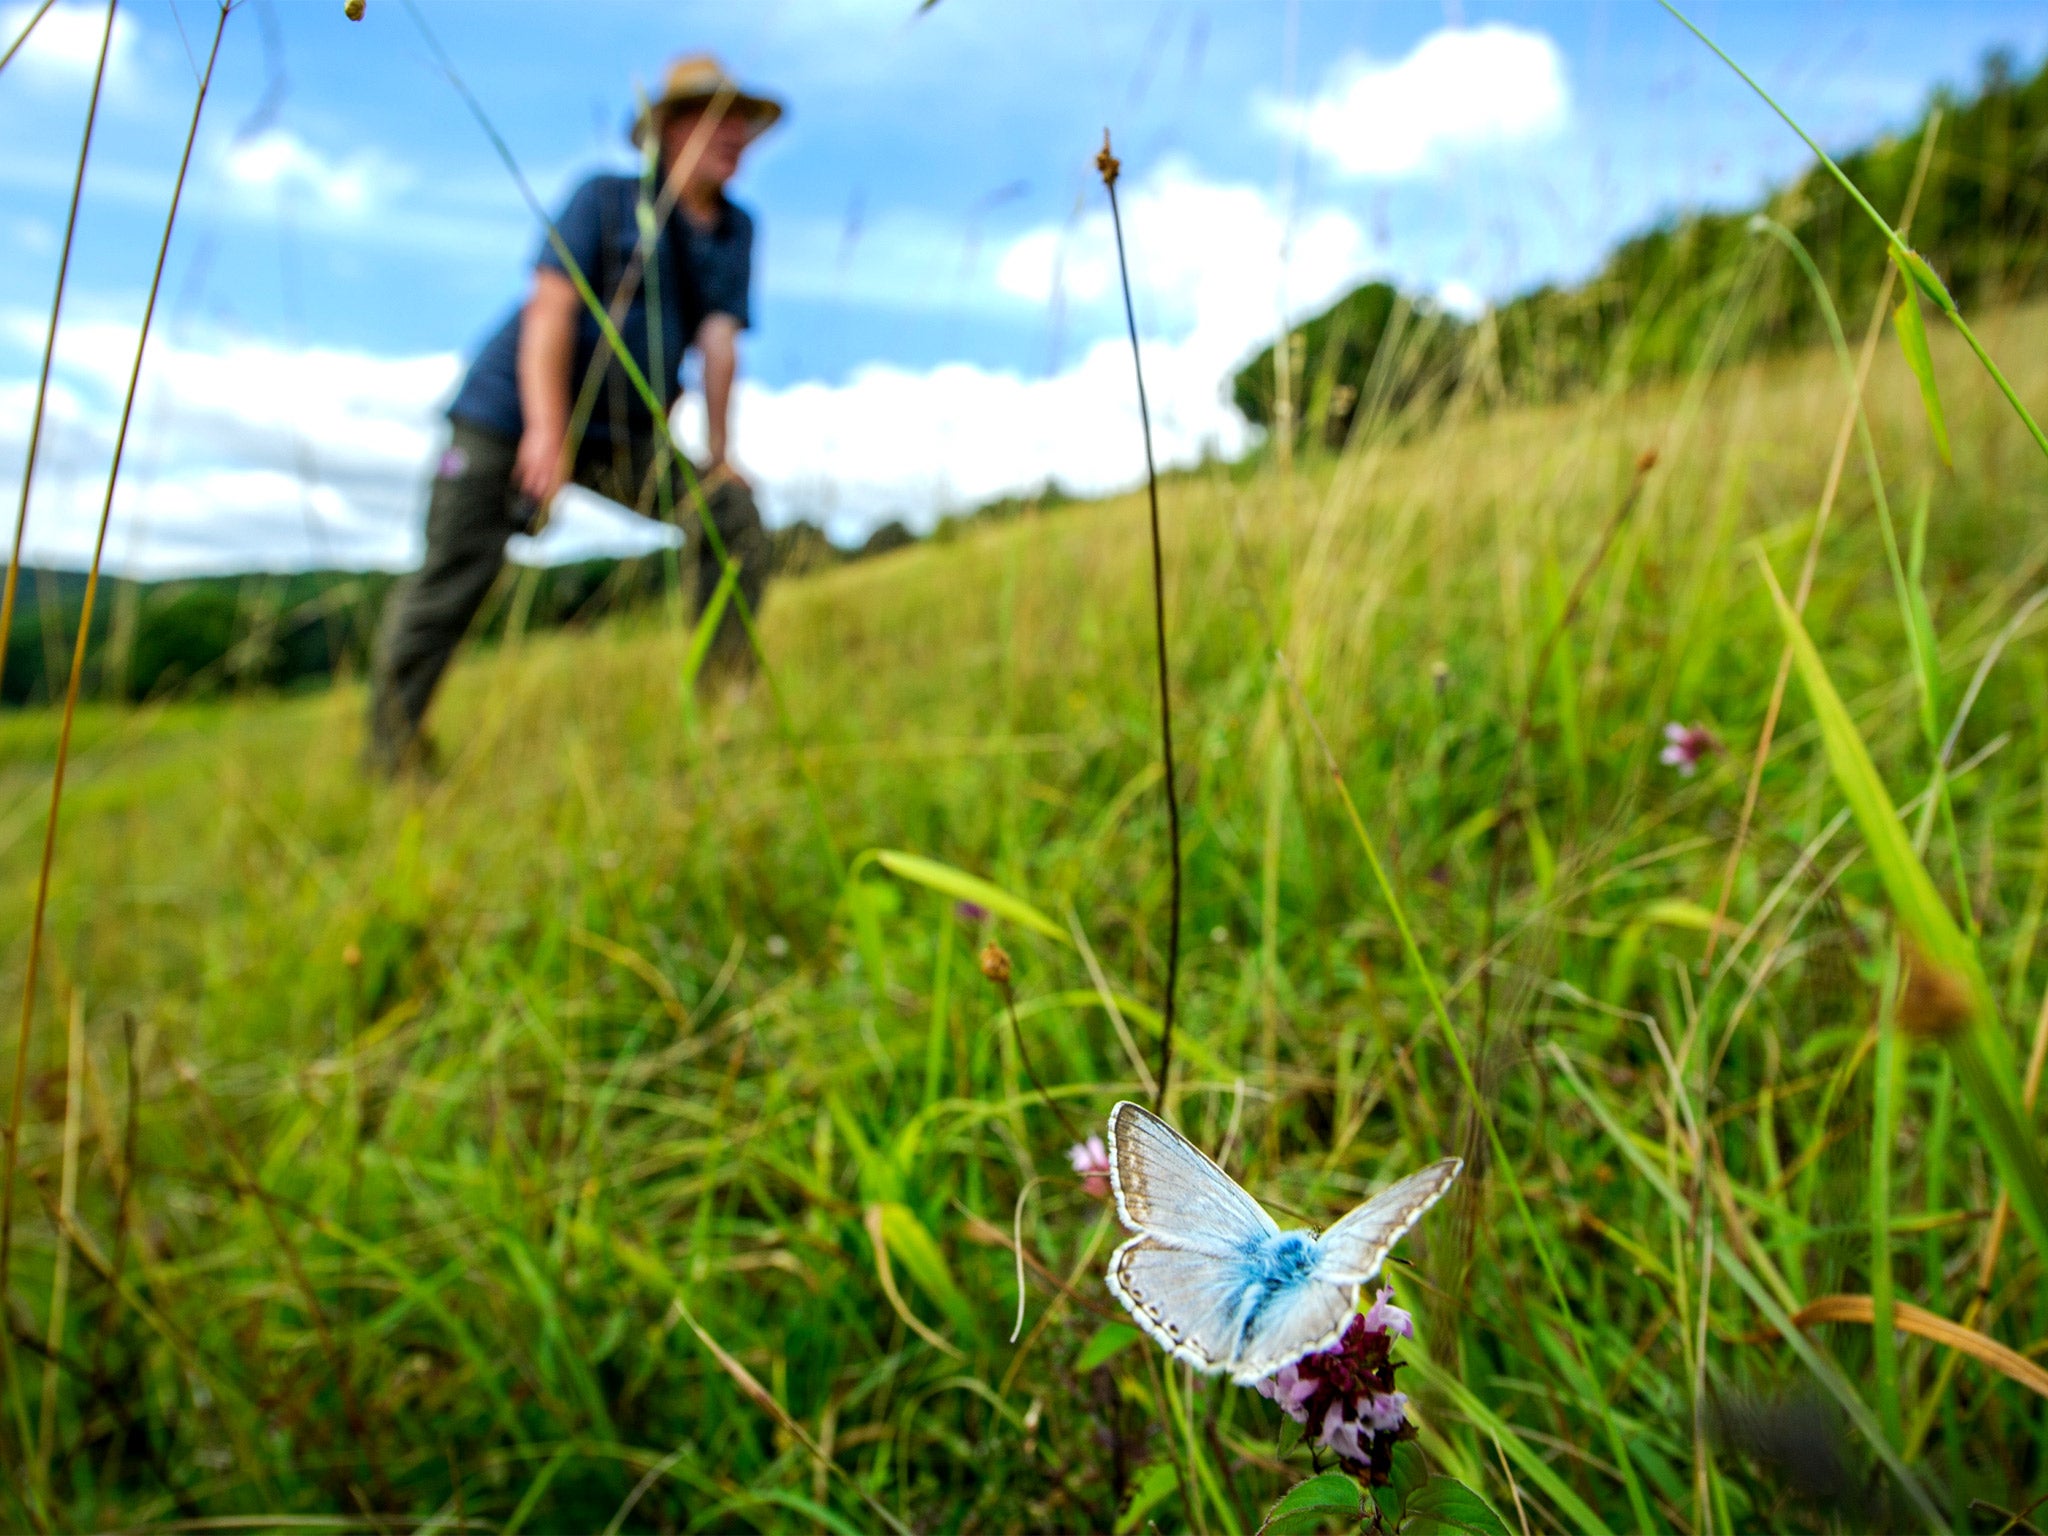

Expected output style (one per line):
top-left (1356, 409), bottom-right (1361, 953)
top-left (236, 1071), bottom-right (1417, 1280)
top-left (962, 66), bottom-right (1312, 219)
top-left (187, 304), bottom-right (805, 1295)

top-left (979, 942), bottom-right (1012, 986)
top-left (1094, 130), bottom-right (1120, 188)
top-left (1898, 936), bottom-right (1974, 1039)
top-left (344, 0), bottom-right (365, 18)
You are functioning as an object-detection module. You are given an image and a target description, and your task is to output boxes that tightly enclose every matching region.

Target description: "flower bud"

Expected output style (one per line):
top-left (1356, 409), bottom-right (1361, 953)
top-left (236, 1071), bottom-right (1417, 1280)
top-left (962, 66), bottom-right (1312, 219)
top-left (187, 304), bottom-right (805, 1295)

top-left (978, 942), bottom-right (1012, 986)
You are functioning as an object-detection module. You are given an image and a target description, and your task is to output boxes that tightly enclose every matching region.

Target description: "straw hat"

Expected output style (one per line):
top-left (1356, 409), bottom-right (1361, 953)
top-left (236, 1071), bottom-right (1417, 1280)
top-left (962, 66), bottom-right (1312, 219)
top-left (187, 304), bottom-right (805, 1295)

top-left (630, 54), bottom-right (784, 147)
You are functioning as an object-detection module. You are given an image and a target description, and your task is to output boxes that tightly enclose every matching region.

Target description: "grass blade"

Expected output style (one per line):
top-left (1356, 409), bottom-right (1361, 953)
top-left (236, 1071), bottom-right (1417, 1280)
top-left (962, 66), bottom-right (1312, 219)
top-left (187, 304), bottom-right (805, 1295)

top-left (1891, 275), bottom-right (1951, 467)
top-left (1757, 553), bottom-right (2048, 1273)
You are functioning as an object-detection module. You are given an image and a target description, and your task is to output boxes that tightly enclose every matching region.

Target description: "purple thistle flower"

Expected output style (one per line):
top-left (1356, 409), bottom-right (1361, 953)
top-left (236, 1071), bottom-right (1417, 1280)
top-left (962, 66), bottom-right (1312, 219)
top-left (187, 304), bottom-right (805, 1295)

top-left (1250, 1289), bottom-right (1418, 1484)
top-left (1068, 1135), bottom-right (1112, 1198)
top-left (1661, 722), bottom-right (1717, 777)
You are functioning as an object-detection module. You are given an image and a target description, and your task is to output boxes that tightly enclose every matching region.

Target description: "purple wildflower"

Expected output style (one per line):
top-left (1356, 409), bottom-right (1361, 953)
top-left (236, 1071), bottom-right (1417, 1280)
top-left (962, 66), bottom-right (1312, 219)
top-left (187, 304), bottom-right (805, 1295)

top-left (1068, 1135), bottom-right (1112, 1198)
top-left (954, 899), bottom-right (991, 924)
top-left (1251, 1288), bottom-right (1417, 1484)
top-left (1661, 722), bottom-right (1717, 777)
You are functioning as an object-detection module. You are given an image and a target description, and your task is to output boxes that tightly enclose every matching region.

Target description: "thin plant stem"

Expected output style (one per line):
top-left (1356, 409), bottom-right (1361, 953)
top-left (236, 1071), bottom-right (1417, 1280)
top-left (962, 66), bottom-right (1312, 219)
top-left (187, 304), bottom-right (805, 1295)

top-left (1701, 107), bottom-right (1941, 970)
top-left (1095, 131), bottom-right (1182, 1112)
top-left (993, 970), bottom-right (1083, 1149)
top-left (0, 0), bottom-right (224, 1302)
top-left (0, 0), bottom-right (116, 714)
top-left (0, 0), bottom-right (56, 73)
top-left (1659, 0), bottom-right (2048, 465)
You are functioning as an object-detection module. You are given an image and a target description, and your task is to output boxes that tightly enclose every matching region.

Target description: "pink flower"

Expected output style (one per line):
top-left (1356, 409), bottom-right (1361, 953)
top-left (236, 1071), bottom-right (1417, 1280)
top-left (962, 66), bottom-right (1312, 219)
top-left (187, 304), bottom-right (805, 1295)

top-left (1661, 722), bottom-right (1717, 777)
top-left (1253, 1362), bottom-right (1319, 1422)
top-left (1249, 1292), bottom-right (1418, 1484)
top-left (1362, 1286), bottom-right (1413, 1339)
top-left (1068, 1135), bottom-right (1112, 1198)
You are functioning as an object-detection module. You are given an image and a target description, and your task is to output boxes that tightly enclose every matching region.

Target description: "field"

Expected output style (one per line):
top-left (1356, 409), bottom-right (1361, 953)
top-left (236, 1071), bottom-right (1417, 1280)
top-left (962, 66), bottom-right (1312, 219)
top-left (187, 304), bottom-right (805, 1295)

top-left (3, 276), bottom-right (2048, 1531)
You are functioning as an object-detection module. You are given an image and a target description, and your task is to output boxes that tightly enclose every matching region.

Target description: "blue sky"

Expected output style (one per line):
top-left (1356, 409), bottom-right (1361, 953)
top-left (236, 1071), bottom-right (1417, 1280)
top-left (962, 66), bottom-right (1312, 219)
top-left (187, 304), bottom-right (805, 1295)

top-left (2, 0), bottom-right (2042, 574)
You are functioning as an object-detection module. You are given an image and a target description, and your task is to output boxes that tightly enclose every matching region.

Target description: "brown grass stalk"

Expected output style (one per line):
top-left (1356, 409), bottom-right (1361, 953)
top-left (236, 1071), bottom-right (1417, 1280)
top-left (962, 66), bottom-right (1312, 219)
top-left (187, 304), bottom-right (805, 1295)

top-left (0, 0), bottom-right (116, 714)
top-left (0, 0), bottom-right (227, 1304)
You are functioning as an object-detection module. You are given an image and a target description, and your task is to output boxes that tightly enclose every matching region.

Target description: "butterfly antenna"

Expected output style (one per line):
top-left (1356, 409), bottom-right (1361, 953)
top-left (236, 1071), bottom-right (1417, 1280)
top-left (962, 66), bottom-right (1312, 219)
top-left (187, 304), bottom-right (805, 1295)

top-left (1096, 131), bottom-right (1182, 1113)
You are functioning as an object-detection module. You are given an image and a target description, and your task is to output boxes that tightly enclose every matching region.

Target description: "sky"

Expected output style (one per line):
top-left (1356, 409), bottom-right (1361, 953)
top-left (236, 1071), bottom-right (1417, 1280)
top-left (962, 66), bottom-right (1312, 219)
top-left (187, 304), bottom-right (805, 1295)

top-left (1, 0), bottom-right (2043, 576)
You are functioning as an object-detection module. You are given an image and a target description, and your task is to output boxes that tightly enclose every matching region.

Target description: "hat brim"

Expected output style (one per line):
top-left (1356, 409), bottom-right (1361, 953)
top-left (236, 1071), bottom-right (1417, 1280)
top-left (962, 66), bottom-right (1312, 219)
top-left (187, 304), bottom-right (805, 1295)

top-left (630, 88), bottom-right (783, 148)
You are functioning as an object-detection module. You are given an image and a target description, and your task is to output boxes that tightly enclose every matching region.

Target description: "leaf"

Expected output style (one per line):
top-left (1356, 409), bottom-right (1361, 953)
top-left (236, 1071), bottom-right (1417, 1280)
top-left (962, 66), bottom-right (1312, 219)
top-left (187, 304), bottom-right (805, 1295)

top-left (862, 1204), bottom-right (964, 1360)
top-left (1373, 1440), bottom-right (1429, 1525)
top-left (871, 1201), bottom-right (975, 1336)
top-left (867, 849), bottom-right (1070, 943)
top-left (1892, 279), bottom-right (1951, 467)
top-left (1403, 1476), bottom-right (1514, 1536)
top-left (1257, 1471), bottom-right (1362, 1534)
top-left (1077, 1321), bottom-right (1141, 1372)
top-left (1117, 1460), bottom-right (1180, 1535)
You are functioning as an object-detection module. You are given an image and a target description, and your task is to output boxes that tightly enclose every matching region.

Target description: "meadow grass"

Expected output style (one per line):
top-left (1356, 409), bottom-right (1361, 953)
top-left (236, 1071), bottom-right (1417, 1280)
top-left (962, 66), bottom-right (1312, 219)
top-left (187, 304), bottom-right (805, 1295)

top-left (3, 277), bottom-right (2048, 1532)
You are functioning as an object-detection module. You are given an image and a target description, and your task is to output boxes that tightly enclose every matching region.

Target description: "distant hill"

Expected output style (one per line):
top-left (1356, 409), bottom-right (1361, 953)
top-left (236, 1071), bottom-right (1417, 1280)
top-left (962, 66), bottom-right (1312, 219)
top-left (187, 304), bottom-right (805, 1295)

top-left (1233, 48), bottom-right (2048, 446)
top-left (0, 515), bottom-right (932, 709)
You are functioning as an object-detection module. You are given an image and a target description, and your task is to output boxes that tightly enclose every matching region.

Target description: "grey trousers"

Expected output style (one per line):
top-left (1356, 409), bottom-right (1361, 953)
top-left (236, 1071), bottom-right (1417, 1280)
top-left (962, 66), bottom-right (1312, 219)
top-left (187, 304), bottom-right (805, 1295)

top-left (367, 419), bottom-right (767, 768)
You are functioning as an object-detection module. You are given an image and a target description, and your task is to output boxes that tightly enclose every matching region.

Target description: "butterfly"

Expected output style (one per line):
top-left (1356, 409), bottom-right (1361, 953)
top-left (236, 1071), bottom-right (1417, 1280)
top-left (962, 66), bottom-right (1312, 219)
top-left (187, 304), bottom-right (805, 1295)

top-left (1103, 1100), bottom-right (1462, 1384)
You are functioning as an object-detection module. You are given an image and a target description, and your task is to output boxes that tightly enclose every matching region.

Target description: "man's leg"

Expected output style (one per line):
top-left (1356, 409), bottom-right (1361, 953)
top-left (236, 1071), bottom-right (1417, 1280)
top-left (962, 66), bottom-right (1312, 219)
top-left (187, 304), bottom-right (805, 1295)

top-left (694, 472), bottom-right (768, 678)
top-left (590, 436), bottom-right (770, 682)
top-left (367, 425), bottom-right (519, 770)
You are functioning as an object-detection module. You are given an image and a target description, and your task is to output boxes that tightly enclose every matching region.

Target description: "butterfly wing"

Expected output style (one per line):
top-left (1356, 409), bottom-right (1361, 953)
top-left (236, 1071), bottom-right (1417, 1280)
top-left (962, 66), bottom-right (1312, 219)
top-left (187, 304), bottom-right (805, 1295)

top-left (1106, 1234), bottom-right (1252, 1373)
top-left (1106, 1100), bottom-right (1277, 1256)
top-left (1311, 1157), bottom-right (1464, 1283)
top-left (1228, 1268), bottom-right (1358, 1384)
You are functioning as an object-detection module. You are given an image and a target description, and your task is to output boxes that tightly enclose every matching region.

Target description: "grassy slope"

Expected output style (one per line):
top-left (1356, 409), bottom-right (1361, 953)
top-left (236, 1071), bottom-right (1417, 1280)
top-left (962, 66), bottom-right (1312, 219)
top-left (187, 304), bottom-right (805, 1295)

top-left (3, 299), bottom-right (2047, 1531)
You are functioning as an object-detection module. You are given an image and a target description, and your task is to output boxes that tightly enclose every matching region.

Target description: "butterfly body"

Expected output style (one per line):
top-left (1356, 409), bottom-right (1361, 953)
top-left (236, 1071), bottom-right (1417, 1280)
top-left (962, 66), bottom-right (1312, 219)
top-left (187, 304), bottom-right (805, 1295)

top-left (1103, 1100), bottom-right (1461, 1384)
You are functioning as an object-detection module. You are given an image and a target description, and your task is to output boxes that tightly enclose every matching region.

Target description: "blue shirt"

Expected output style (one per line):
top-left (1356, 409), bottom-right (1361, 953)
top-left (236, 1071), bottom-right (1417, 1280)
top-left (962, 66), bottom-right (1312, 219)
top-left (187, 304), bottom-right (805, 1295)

top-left (447, 174), bottom-right (753, 446)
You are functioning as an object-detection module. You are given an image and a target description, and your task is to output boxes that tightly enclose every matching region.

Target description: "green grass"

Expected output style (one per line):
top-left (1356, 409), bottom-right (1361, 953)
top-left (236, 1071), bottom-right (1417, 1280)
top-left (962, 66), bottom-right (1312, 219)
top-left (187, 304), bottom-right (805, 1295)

top-left (4, 290), bottom-right (2048, 1532)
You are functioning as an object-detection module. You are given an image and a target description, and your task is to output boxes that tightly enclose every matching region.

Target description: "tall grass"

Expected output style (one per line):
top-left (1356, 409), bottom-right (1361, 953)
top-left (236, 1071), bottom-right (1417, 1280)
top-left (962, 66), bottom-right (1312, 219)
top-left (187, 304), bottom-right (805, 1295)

top-left (6, 15), bottom-right (2048, 1532)
top-left (1, 263), bottom-right (2045, 1523)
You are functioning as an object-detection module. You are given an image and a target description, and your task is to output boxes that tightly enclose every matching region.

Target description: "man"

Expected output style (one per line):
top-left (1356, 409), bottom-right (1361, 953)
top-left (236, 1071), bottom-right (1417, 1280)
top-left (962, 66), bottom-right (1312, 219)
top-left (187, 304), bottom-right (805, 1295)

top-left (368, 54), bottom-right (779, 773)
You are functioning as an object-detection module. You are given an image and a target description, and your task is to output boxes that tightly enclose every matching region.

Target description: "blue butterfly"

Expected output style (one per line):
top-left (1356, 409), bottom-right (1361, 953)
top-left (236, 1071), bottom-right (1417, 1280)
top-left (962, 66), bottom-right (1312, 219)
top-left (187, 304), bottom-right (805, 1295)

top-left (1104, 1100), bottom-right (1462, 1383)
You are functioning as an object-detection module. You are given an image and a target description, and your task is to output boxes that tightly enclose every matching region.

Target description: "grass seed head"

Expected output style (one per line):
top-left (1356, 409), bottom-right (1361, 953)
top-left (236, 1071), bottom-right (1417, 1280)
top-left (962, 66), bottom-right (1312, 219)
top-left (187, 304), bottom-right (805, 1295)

top-left (1898, 935), bottom-right (1975, 1039)
top-left (978, 941), bottom-right (1012, 986)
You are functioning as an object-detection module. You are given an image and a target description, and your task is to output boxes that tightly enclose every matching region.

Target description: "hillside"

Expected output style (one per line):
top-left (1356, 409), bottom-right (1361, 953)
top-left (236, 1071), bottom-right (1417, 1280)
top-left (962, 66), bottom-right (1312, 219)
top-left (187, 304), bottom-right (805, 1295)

top-left (4, 262), bottom-right (2046, 1530)
top-left (1235, 47), bottom-right (2048, 446)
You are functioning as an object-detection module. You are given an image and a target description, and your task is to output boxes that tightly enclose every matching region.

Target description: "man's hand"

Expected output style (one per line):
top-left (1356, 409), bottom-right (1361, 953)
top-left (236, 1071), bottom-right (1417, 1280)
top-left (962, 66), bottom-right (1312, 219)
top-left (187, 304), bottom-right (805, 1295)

top-left (515, 422), bottom-right (570, 506)
top-left (515, 269), bottom-right (582, 511)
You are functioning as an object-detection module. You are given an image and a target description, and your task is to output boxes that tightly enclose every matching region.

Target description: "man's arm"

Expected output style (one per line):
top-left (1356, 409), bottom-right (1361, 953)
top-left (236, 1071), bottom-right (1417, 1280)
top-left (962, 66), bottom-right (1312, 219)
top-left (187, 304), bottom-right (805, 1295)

top-left (697, 311), bottom-right (743, 485)
top-left (514, 268), bottom-right (582, 506)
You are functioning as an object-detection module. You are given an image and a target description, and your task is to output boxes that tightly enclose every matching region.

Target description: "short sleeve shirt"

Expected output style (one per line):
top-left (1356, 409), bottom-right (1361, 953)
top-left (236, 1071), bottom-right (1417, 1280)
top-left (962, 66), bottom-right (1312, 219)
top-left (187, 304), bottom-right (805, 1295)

top-left (447, 174), bottom-right (754, 447)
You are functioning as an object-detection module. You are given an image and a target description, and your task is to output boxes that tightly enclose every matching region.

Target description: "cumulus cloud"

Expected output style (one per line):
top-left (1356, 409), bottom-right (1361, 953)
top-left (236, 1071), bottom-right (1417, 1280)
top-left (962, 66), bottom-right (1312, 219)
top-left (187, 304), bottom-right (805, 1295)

top-left (0, 310), bottom-right (459, 574)
top-left (1, 160), bottom-right (1383, 570)
top-left (0, 1), bottom-right (139, 87)
top-left (220, 130), bottom-right (398, 218)
top-left (700, 160), bottom-right (1370, 535)
top-left (1263, 25), bottom-right (1568, 180)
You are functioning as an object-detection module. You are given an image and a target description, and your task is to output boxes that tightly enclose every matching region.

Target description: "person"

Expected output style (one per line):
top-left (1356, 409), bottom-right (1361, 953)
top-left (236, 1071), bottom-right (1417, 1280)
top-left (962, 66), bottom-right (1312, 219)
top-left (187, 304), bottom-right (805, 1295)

top-left (367, 54), bottom-right (780, 774)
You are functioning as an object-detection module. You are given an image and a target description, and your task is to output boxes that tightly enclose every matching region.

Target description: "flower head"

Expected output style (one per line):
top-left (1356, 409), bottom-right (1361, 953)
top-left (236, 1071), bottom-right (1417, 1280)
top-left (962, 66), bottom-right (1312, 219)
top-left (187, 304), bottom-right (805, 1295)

top-left (1068, 1135), bottom-right (1112, 1198)
top-left (1661, 722), bottom-right (1717, 777)
top-left (1251, 1288), bottom-right (1417, 1483)
top-left (954, 899), bottom-right (991, 924)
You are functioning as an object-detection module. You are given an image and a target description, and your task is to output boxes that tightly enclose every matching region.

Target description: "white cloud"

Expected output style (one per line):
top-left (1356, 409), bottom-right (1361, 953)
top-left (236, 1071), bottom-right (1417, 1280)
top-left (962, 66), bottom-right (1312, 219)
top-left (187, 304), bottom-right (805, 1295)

top-left (697, 162), bottom-right (1373, 535)
top-left (1263, 25), bottom-right (1568, 180)
top-left (1, 310), bottom-right (459, 574)
top-left (0, 158), bottom-right (1385, 571)
top-left (0, 1), bottom-right (139, 87)
top-left (220, 130), bottom-right (398, 218)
